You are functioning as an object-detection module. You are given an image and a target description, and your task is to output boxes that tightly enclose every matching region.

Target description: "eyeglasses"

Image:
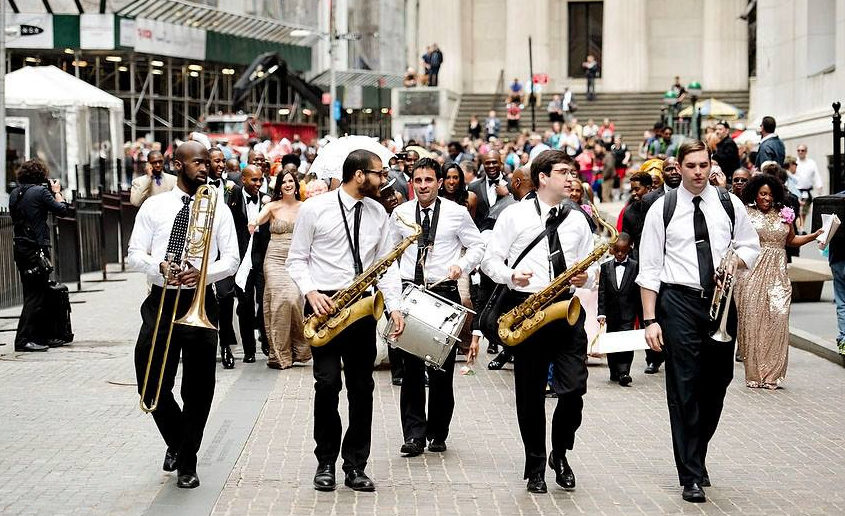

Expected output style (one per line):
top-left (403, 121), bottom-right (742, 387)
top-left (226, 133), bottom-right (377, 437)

top-left (732, 177), bottom-right (749, 184)
top-left (797, 149), bottom-right (807, 152)
top-left (363, 168), bottom-right (390, 180)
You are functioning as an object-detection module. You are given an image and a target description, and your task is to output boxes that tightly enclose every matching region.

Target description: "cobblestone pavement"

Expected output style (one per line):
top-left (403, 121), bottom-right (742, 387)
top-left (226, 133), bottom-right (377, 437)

top-left (2, 269), bottom-right (845, 515)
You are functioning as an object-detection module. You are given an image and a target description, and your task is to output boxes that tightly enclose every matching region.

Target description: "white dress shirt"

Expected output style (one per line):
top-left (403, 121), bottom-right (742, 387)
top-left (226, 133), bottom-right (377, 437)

top-left (482, 196), bottom-right (597, 293)
top-left (486, 174), bottom-right (506, 207)
top-left (615, 260), bottom-right (627, 289)
top-left (243, 186), bottom-right (261, 226)
top-left (636, 183), bottom-right (761, 292)
top-left (286, 188), bottom-right (403, 313)
top-left (795, 157), bottom-right (822, 191)
top-left (389, 197), bottom-right (485, 282)
top-left (128, 186), bottom-right (240, 288)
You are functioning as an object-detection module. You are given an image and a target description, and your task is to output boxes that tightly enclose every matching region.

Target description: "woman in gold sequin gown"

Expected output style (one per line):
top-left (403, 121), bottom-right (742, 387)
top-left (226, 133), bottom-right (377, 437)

top-left (251, 168), bottom-right (310, 369)
top-left (735, 175), bottom-right (822, 389)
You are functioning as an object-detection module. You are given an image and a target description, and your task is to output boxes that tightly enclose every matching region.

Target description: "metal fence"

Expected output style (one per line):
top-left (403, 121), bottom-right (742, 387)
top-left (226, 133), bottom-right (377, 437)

top-left (0, 189), bottom-right (139, 310)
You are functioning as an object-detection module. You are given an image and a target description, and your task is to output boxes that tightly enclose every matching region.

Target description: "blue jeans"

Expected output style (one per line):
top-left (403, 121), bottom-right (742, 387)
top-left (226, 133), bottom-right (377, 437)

top-left (831, 259), bottom-right (845, 344)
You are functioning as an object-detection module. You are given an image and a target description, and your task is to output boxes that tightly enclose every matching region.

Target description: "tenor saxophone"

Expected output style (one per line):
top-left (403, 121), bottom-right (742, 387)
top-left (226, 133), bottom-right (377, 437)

top-left (497, 200), bottom-right (618, 346)
top-left (303, 214), bottom-right (421, 347)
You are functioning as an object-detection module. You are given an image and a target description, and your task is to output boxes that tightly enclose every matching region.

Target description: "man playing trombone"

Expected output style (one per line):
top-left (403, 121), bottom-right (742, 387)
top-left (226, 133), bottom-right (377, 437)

top-left (637, 140), bottom-right (759, 503)
top-left (128, 140), bottom-right (239, 489)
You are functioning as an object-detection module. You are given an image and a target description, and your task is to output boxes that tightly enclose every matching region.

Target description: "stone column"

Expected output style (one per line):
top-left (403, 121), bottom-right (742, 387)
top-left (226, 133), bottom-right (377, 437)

top-left (505, 0), bottom-right (549, 97)
top-left (600, 0), bottom-right (648, 92)
top-left (415, 0), bottom-right (464, 92)
top-left (701, 0), bottom-right (749, 91)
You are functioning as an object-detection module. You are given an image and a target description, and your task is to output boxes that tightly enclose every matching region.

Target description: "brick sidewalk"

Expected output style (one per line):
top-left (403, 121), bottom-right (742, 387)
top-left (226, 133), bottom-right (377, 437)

top-left (2, 270), bottom-right (844, 514)
top-left (214, 347), bottom-right (845, 515)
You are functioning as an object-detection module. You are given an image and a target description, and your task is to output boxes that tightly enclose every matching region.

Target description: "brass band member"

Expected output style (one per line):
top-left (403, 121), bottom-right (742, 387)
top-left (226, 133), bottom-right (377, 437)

top-left (286, 149), bottom-right (405, 492)
top-left (128, 141), bottom-right (239, 488)
top-left (638, 140), bottom-right (760, 503)
top-left (389, 158), bottom-right (485, 456)
top-left (481, 150), bottom-right (596, 493)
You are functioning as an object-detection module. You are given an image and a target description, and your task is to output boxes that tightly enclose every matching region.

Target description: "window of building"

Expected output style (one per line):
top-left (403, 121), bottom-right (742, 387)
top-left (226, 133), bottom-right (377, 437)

top-left (807, 0), bottom-right (836, 75)
top-left (568, 1), bottom-right (603, 78)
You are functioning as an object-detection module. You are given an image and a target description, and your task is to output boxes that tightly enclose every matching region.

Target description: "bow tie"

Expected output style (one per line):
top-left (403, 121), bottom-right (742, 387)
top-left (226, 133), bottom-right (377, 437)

top-left (208, 179), bottom-right (221, 187)
top-left (615, 261), bottom-right (628, 267)
top-left (488, 179), bottom-right (499, 188)
top-left (247, 195), bottom-right (258, 204)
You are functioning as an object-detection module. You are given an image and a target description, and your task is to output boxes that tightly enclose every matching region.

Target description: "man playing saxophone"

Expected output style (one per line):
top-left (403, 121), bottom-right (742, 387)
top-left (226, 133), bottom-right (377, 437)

top-left (481, 150), bottom-right (597, 494)
top-left (287, 149), bottom-right (405, 493)
top-left (128, 140), bottom-right (239, 489)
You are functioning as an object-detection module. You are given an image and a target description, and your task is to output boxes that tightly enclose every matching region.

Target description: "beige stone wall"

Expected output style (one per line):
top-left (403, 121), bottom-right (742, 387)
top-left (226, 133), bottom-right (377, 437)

top-left (408, 0), bottom-right (749, 94)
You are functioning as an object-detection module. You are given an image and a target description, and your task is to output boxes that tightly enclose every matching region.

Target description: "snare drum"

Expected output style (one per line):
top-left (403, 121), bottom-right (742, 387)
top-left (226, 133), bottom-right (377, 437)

top-left (382, 283), bottom-right (473, 370)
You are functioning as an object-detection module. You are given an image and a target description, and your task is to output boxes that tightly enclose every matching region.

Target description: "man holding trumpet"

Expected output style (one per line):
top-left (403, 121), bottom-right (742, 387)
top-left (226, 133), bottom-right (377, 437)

top-left (637, 140), bottom-right (759, 504)
top-left (128, 140), bottom-right (239, 489)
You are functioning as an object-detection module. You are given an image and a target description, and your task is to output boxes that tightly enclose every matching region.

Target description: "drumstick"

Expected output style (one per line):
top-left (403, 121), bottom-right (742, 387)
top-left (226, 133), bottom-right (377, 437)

top-left (427, 277), bottom-right (450, 289)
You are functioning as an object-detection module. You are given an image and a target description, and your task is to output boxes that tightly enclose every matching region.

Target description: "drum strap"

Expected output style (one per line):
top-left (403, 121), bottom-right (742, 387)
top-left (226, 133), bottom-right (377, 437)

top-left (414, 198), bottom-right (441, 284)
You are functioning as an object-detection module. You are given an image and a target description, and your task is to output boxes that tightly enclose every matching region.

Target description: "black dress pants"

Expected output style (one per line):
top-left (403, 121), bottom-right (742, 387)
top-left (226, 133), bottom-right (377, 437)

top-left (606, 321), bottom-right (635, 377)
top-left (399, 284), bottom-right (461, 443)
top-left (658, 284), bottom-right (735, 486)
top-left (504, 290), bottom-right (588, 479)
top-left (307, 295), bottom-right (377, 473)
top-left (134, 285), bottom-right (219, 474)
top-left (215, 276), bottom-right (238, 348)
top-left (13, 246), bottom-right (51, 347)
top-left (235, 268), bottom-right (266, 355)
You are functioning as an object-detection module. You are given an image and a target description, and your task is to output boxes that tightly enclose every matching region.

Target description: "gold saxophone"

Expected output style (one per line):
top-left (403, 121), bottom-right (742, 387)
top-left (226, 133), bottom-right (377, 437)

top-left (497, 200), bottom-right (618, 346)
top-left (303, 214), bottom-right (421, 347)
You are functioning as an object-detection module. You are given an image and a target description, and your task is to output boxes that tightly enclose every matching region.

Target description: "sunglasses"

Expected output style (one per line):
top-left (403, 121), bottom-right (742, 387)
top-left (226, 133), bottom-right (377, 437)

top-left (732, 177), bottom-right (749, 183)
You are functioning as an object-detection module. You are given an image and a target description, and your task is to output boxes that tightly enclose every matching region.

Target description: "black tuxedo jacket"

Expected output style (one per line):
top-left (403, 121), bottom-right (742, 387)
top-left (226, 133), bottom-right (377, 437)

top-left (468, 177), bottom-right (512, 230)
top-left (226, 185), bottom-right (270, 269)
top-left (597, 258), bottom-right (641, 331)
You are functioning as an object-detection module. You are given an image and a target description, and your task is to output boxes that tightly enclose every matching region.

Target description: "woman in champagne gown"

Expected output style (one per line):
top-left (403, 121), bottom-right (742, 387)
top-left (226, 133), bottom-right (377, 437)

top-left (735, 175), bottom-right (822, 389)
top-left (251, 168), bottom-right (310, 369)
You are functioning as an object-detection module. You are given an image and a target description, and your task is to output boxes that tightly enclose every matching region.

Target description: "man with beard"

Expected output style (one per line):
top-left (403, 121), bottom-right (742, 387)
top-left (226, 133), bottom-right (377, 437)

top-left (390, 148), bottom-right (420, 200)
top-left (287, 149), bottom-right (405, 493)
top-left (130, 150), bottom-right (175, 207)
top-left (128, 141), bottom-right (239, 488)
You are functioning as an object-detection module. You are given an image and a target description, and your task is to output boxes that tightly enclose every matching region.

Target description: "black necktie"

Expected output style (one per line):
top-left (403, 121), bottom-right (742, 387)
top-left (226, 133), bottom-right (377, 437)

top-left (352, 201), bottom-right (363, 274)
top-left (165, 196), bottom-right (191, 261)
top-left (692, 196), bottom-right (715, 290)
top-left (547, 207), bottom-right (566, 277)
top-left (414, 207), bottom-right (432, 285)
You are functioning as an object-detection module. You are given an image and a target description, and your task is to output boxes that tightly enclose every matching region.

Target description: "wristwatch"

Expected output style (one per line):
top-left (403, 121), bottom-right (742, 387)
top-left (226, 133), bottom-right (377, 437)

top-left (643, 319), bottom-right (657, 327)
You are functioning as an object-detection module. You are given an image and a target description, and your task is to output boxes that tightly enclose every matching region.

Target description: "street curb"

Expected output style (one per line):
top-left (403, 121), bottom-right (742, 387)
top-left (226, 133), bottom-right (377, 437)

top-left (789, 326), bottom-right (845, 367)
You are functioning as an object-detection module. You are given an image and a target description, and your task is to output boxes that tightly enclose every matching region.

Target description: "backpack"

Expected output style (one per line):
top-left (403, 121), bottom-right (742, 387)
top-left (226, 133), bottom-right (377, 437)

top-left (663, 187), bottom-right (735, 237)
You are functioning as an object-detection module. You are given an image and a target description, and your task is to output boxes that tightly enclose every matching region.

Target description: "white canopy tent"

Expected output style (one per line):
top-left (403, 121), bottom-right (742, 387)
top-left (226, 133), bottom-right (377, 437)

top-left (4, 65), bottom-right (124, 197)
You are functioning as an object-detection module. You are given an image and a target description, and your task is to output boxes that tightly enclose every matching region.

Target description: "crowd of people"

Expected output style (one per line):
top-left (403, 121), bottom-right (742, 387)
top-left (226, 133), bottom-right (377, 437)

top-left (8, 101), bottom-right (840, 504)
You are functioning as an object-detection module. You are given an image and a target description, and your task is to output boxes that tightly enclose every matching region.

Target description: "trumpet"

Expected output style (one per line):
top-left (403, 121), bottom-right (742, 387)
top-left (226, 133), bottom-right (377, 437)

top-left (709, 242), bottom-right (736, 343)
top-left (139, 185), bottom-right (217, 413)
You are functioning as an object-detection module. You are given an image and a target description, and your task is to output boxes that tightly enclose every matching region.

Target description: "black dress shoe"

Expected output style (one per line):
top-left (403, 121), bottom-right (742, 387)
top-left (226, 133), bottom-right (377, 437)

top-left (177, 472), bottom-right (200, 489)
top-left (644, 363), bottom-right (660, 374)
top-left (221, 345), bottom-right (235, 369)
top-left (526, 473), bottom-right (547, 493)
top-left (487, 342), bottom-right (498, 354)
top-left (735, 351), bottom-right (743, 362)
top-left (682, 483), bottom-right (706, 503)
top-left (618, 374), bottom-right (632, 387)
top-left (391, 376), bottom-right (403, 386)
top-left (400, 439), bottom-right (425, 457)
top-left (428, 439), bottom-right (447, 452)
top-left (46, 339), bottom-right (67, 348)
top-left (609, 373), bottom-right (619, 382)
top-left (15, 342), bottom-right (49, 352)
top-left (162, 448), bottom-right (178, 472)
top-left (243, 353), bottom-right (256, 363)
top-left (344, 469), bottom-right (375, 492)
top-left (488, 351), bottom-right (511, 370)
top-left (313, 463), bottom-right (336, 491)
top-left (548, 452), bottom-right (576, 490)
top-left (701, 475), bottom-right (711, 487)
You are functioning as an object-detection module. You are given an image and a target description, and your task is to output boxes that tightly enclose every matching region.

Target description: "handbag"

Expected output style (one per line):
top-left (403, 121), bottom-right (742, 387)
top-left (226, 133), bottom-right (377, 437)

top-left (478, 206), bottom-right (570, 346)
top-left (11, 185), bottom-right (54, 277)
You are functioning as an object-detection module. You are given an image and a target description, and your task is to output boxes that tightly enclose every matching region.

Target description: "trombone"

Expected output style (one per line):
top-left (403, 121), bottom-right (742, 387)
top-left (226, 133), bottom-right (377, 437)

top-left (139, 185), bottom-right (218, 413)
top-left (709, 242), bottom-right (736, 343)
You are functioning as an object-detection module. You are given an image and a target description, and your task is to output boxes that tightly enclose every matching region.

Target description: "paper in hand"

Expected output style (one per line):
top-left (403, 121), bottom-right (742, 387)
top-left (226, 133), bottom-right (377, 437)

top-left (816, 214), bottom-right (841, 249)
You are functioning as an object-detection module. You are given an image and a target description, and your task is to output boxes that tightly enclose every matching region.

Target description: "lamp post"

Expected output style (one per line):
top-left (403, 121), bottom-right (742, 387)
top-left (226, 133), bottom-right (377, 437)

top-left (687, 81), bottom-right (702, 140)
top-left (662, 90), bottom-right (679, 131)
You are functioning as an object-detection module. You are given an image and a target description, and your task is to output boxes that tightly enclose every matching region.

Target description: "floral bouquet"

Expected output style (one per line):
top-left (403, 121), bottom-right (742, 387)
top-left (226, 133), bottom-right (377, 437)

top-left (779, 206), bottom-right (795, 225)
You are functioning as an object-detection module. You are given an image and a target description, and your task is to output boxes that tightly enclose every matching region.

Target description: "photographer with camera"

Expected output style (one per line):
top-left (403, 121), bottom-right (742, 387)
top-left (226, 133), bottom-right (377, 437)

top-left (9, 160), bottom-right (70, 352)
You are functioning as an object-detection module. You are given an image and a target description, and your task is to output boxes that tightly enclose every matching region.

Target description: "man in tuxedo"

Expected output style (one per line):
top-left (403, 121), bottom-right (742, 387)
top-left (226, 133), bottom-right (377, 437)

top-left (227, 165), bottom-right (270, 362)
top-left (597, 233), bottom-right (641, 386)
top-left (209, 148), bottom-right (237, 369)
top-left (467, 150), bottom-right (512, 232)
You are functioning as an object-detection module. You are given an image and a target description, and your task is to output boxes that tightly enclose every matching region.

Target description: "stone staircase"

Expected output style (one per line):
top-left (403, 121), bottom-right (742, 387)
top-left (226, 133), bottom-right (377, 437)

top-left (452, 90), bottom-right (749, 144)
